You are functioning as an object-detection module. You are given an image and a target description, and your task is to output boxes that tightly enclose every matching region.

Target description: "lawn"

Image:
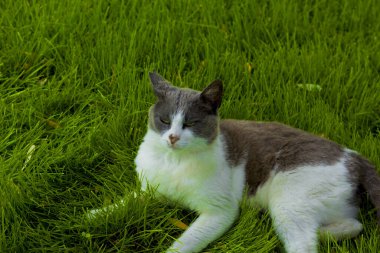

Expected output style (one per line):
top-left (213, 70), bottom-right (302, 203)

top-left (0, 0), bottom-right (379, 252)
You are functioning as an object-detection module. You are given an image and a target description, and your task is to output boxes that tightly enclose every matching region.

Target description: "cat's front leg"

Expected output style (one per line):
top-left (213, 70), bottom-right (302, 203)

top-left (86, 191), bottom-right (142, 220)
top-left (166, 207), bottom-right (239, 253)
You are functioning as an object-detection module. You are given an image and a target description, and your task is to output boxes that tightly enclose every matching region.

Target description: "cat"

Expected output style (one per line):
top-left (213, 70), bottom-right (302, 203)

top-left (132, 72), bottom-right (380, 253)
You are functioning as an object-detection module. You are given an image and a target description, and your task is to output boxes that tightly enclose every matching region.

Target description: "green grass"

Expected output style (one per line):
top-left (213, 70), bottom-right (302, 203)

top-left (0, 0), bottom-right (379, 252)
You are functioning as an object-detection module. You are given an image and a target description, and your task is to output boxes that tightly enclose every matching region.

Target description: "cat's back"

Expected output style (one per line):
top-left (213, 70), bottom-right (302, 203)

top-left (220, 119), bottom-right (307, 143)
top-left (220, 119), bottom-right (344, 194)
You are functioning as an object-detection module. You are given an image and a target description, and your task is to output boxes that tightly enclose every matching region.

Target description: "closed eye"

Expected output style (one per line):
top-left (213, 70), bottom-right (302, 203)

top-left (183, 121), bottom-right (198, 128)
top-left (160, 118), bottom-right (171, 125)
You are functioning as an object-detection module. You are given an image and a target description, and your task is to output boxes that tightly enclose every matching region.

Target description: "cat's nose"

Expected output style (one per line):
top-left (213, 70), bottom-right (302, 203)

top-left (169, 134), bottom-right (180, 145)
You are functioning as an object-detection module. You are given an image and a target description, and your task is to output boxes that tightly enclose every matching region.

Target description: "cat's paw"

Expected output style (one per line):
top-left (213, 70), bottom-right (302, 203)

top-left (85, 207), bottom-right (105, 220)
top-left (85, 199), bottom-right (126, 220)
top-left (84, 191), bottom-right (142, 220)
top-left (166, 241), bottom-right (187, 253)
top-left (165, 247), bottom-right (180, 253)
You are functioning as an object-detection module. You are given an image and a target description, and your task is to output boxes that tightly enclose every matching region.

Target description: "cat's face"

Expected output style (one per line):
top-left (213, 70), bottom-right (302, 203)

top-left (148, 72), bottom-right (223, 151)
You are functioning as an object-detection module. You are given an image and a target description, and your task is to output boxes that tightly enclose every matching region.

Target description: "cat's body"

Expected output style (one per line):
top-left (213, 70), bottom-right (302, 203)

top-left (134, 72), bottom-right (379, 253)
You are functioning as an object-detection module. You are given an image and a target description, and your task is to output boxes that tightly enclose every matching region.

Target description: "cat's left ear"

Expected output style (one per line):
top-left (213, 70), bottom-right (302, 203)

top-left (200, 80), bottom-right (223, 112)
top-left (149, 72), bottom-right (174, 99)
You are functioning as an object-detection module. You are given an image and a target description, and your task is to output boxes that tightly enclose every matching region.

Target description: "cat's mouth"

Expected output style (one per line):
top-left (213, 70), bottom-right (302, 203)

top-left (167, 142), bottom-right (180, 149)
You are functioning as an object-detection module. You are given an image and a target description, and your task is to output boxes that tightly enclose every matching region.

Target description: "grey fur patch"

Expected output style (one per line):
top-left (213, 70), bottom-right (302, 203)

top-left (220, 120), bottom-right (343, 195)
top-left (346, 152), bottom-right (380, 225)
top-left (148, 72), bottom-right (222, 143)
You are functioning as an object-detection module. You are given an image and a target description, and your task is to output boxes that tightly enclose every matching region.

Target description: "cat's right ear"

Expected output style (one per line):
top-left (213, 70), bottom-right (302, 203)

top-left (200, 79), bottom-right (223, 113)
top-left (149, 72), bottom-right (173, 100)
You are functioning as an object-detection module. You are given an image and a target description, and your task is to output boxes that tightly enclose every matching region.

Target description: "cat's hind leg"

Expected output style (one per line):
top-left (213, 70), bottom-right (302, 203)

top-left (319, 218), bottom-right (363, 241)
top-left (269, 204), bottom-right (319, 253)
top-left (264, 158), bottom-right (360, 252)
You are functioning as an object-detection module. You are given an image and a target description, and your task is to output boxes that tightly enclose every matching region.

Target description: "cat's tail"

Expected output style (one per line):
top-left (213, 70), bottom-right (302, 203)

top-left (355, 154), bottom-right (380, 226)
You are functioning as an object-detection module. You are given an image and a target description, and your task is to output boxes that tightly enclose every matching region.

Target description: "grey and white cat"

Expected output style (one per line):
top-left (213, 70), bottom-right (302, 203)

top-left (89, 72), bottom-right (380, 253)
top-left (133, 72), bottom-right (380, 253)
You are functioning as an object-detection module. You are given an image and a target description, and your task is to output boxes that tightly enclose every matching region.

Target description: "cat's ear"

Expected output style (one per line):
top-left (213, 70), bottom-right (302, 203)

top-left (149, 72), bottom-right (174, 99)
top-left (200, 79), bottom-right (223, 112)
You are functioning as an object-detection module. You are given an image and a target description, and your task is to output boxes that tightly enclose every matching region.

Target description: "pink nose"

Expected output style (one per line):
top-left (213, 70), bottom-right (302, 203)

top-left (169, 134), bottom-right (180, 145)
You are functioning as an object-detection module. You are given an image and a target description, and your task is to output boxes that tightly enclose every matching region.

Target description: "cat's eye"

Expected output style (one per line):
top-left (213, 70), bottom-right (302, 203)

top-left (160, 118), bottom-right (171, 125)
top-left (183, 121), bottom-right (197, 128)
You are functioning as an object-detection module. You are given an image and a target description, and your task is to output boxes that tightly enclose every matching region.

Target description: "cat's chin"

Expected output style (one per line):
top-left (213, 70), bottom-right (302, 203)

top-left (165, 143), bottom-right (187, 150)
top-left (165, 141), bottom-right (210, 153)
top-left (167, 144), bottom-right (180, 149)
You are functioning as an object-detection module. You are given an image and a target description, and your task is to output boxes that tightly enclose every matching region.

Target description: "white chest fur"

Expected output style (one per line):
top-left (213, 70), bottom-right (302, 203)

top-left (135, 129), bottom-right (245, 213)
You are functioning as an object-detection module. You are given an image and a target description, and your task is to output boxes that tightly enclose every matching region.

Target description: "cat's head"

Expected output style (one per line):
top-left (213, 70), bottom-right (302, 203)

top-left (148, 72), bottom-right (223, 151)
